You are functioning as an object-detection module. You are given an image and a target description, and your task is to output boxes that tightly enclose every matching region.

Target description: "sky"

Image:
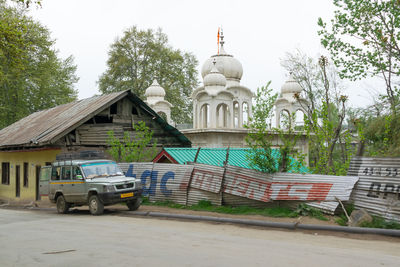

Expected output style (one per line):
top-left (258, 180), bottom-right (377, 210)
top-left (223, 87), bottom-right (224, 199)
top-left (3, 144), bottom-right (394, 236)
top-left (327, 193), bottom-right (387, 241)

top-left (28, 0), bottom-right (380, 108)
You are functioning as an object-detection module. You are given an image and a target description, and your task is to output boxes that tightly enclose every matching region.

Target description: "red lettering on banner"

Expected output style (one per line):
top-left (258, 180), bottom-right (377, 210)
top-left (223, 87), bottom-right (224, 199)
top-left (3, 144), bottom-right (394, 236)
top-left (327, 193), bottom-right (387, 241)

top-left (276, 184), bottom-right (300, 200)
top-left (260, 183), bottom-right (272, 202)
top-left (192, 171), bottom-right (205, 188)
top-left (307, 183), bottom-right (333, 201)
top-left (237, 179), bottom-right (251, 196)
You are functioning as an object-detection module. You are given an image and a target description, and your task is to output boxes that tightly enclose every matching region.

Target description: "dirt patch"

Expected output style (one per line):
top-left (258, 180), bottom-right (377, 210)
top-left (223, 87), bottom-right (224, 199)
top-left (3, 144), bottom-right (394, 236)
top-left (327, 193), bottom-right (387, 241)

top-left (139, 205), bottom-right (339, 226)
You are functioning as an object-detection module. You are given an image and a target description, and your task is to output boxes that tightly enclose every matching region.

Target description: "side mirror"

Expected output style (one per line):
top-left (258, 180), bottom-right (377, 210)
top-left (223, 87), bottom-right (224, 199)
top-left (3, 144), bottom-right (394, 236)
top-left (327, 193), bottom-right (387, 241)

top-left (76, 174), bottom-right (83, 180)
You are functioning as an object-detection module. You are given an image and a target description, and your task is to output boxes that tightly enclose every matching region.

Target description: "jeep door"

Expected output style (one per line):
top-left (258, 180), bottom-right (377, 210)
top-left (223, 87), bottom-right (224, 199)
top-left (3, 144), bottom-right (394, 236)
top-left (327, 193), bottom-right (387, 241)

top-left (38, 166), bottom-right (51, 200)
top-left (49, 166), bottom-right (62, 201)
top-left (70, 166), bottom-right (86, 203)
top-left (60, 165), bottom-right (84, 203)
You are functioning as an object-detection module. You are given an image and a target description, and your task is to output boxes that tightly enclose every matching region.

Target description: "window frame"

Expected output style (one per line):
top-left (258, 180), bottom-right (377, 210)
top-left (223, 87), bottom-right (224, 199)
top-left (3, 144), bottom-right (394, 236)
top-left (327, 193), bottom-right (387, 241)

top-left (1, 162), bottom-right (10, 185)
top-left (23, 162), bottom-right (29, 187)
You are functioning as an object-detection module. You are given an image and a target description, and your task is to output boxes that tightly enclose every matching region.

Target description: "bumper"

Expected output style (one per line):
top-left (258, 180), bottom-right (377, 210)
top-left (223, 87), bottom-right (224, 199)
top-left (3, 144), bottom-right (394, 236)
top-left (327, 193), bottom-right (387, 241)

top-left (97, 188), bottom-right (143, 205)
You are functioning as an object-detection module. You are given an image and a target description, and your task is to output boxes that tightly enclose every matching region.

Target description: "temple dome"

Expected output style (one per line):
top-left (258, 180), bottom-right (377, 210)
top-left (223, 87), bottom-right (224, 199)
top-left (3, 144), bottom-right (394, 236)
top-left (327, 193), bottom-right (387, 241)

top-left (145, 79), bottom-right (165, 97)
top-left (201, 41), bottom-right (243, 82)
top-left (203, 64), bottom-right (226, 87)
top-left (281, 75), bottom-right (302, 94)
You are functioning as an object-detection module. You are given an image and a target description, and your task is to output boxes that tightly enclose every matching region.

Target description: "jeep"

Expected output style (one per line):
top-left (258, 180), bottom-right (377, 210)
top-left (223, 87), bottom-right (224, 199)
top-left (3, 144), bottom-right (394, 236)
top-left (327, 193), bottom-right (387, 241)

top-left (39, 159), bottom-right (142, 215)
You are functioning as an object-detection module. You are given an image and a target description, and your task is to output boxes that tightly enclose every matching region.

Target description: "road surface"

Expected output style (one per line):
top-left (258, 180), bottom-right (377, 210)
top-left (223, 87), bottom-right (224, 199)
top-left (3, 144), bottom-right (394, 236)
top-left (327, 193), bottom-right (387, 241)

top-left (0, 208), bottom-right (399, 266)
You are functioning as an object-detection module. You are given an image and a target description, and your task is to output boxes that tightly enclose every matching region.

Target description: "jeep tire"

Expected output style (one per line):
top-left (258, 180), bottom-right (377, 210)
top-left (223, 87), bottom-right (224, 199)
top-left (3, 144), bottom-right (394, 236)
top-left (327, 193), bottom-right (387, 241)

top-left (127, 197), bottom-right (141, 211)
top-left (89, 195), bottom-right (104, 215)
top-left (56, 195), bottom-right (70, 214)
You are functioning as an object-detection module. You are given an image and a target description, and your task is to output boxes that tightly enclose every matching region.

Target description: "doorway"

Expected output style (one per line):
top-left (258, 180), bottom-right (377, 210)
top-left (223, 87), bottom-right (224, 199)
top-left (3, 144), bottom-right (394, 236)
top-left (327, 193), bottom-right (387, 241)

top-left (36, 165), bottom-right (41, 201)
top-left (16, 165), bottom-right (20, 198)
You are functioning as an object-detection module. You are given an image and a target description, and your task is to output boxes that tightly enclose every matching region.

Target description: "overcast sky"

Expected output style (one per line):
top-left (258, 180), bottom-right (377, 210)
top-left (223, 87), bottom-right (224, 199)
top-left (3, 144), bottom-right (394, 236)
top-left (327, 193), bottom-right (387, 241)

top-left (28, 0), bottom-right (380, 108)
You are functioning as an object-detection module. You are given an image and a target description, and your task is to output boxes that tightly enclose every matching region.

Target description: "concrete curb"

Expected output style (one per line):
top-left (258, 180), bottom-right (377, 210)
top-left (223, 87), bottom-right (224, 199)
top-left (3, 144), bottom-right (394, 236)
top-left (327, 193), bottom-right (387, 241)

top-left (132, 211), bottom-right (400, 237)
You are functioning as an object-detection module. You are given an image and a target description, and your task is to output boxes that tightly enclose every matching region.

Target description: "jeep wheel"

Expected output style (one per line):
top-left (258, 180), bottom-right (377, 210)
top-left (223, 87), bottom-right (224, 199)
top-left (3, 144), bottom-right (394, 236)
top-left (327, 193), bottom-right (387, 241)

top-left (56, 195), bottom-right (70, 214)
top-left (127, 197), bottom-right (141, 211)
top-left (89, 195), bottom-right (104, 215)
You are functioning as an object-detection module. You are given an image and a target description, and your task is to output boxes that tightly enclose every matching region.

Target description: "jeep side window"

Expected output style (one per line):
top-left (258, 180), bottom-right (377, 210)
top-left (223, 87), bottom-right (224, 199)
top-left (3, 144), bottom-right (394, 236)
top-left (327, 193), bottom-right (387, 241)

top-left (51, 167), bottom-right (61, 180)
top-left (62, 166), bottom-right (72, 180)
top-left (72, 166), bottom-right (83, 179)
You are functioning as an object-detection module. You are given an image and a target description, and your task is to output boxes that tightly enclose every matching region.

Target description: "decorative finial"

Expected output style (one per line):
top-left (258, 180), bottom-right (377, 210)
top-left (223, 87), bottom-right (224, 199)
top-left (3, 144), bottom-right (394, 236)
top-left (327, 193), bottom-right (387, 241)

top-left (220, 28), bottom-right (225, 48)
top-left (217, 27), bottom-right (220, 55)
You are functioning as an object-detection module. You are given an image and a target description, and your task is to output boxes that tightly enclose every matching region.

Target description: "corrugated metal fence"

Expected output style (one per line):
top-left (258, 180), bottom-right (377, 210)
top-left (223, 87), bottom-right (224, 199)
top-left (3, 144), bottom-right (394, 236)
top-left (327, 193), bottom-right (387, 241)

top-left (119, 162), bottom-right (359, 214)
top-left (348, 157), bottom-right (400, 222)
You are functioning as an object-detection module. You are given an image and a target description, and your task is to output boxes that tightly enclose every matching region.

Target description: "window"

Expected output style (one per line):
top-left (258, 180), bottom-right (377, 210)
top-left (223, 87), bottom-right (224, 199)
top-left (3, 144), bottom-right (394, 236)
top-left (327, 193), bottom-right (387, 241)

top-left (1, 162), bottom-right (10, 185)
top-left (23, 162), bottom-right (29, 187)
top-left (51, 166), bottom-right (61, 180)
top-left (110, 103), bottom-right (118, 115)
top-left (61, 166), bottom-right (72, 180)
top-left (72, 166), bottom-right (83, 179)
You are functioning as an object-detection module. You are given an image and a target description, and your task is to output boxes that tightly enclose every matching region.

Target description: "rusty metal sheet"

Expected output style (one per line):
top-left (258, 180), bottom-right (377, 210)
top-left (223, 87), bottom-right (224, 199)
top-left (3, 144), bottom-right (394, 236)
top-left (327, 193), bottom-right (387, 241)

top-left (348, 157), bottom-right (400, 222)
top-left (120, 162), bottom-right (193, 204)
top-left (0, 91), bottom-right (128, 147)
top-left (188, 163), bottom-right (224, 194)
top-left (224, 165), bottom-right (358, 203)
top-left (151, 163), bottom-right (194, 205)
top-left (187, 188), bottom-right (222, 206)
top-left (222, 193), bottom-right (269, 208)
top-left (119, 162), bottom-right (359, 216)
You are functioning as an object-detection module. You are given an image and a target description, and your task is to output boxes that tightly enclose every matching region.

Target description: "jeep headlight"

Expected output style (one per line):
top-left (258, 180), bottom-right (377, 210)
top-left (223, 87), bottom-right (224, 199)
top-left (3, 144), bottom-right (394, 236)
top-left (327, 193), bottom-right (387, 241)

top-left (103, 184), bottom-right (115, 192)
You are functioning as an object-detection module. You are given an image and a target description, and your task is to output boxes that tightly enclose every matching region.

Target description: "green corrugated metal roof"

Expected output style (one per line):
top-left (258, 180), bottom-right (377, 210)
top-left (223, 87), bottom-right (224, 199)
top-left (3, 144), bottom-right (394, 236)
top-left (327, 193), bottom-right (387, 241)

top-left (163, 148), bottom-right (309, 173)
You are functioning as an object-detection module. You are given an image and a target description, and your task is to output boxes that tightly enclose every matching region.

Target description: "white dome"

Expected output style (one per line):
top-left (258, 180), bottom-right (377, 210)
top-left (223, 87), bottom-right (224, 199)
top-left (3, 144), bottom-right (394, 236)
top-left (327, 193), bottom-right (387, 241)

top-left (281, 75), bottom-right (302, 94)
top-left (145, 79), bottom-right (165, 97)
top-left (201, 47), bottom-right (243, 82)
top-left (203, 64), bottom-right (226, 87)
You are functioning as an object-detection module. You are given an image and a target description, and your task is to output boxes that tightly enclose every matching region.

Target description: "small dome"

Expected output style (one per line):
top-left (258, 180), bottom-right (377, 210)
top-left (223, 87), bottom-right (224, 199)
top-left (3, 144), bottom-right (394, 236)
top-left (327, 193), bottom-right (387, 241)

top-left (281, 75), bottom-right (302, 94)
top-left (145, 79), bottom-right (165, 97)
top-left (203, 64), bottom-right (226, 87)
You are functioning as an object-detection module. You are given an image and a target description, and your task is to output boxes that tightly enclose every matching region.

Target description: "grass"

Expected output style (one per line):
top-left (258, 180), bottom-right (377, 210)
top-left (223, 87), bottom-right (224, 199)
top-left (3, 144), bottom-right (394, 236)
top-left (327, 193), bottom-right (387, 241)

top-left (359, 216), bottom-right (400, 230)
top-left (333, 203), bottom-right (400, 230)
top-left (142, 198), bottom-right (330, 220)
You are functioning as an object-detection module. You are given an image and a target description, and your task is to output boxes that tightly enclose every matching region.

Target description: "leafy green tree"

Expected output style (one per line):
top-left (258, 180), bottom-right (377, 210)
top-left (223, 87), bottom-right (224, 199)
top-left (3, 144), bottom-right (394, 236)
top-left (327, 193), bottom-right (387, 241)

top-left (318, 0), bottom-right (400, 115)
top-left (245, 82), bottom-right (307, 173)
top-left (245, 82), bottom-right (278, 173)
top-left (107, 121), bottom-right (158, 162)
top-left (282, 51), bottom-right (352, 175)
top-left (98, 26), bottom-right (199, 124)
top-left (0, 2), bottom-right (78, 129)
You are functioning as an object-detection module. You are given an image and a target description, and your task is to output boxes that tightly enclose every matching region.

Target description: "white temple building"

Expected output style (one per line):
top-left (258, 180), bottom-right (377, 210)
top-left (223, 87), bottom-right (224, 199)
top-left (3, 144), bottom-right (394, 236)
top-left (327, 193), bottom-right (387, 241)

top-left (275, 74), bottom-right (308, 129)
top-left (181, 32), bottom-right (254, 147)
top-left (180, 31), bottom-right (309, 163)
top-left (144, 79), bottom-right (173, 124)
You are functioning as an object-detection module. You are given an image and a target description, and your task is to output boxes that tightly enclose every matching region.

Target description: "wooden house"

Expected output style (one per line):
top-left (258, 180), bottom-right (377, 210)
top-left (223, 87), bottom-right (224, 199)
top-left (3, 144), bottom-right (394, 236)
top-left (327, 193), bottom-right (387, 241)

top-left (0, 90), bottom-right (190, 203)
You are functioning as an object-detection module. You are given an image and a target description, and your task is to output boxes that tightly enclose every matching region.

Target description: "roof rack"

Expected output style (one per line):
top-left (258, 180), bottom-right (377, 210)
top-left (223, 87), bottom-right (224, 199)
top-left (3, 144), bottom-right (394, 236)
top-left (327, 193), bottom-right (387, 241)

top-left (56, 150), bottom-right (105, 161)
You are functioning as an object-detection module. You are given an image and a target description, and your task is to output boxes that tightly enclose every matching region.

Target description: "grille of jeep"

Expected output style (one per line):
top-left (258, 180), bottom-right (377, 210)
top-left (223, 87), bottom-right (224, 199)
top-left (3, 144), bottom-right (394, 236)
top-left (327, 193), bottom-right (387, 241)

top-left (116, 183), bottom-right (134, 190)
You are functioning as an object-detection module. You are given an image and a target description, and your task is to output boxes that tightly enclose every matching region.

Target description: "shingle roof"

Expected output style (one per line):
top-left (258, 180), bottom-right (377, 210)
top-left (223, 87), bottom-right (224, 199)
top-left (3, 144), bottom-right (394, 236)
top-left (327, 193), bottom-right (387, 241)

top-left (0, 90), bottom-right (190, 148)
top-left (162, 147), bottom-right (309, 173)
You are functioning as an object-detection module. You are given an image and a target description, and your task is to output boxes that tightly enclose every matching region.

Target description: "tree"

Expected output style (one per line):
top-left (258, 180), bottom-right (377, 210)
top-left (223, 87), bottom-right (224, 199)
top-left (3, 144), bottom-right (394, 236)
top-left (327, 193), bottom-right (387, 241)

top-left (318, 0), bottom-right (400, 115)
top-left (245, 82), bottom-right (278, 173)
top-left (98, 26), bottom-right (199, 124)
top-left (282, 51), bottom-right (352, 175)
top-left (0, 2), bottom-right (78, 129)
top-left (107, 121), bottom-right (158, 162)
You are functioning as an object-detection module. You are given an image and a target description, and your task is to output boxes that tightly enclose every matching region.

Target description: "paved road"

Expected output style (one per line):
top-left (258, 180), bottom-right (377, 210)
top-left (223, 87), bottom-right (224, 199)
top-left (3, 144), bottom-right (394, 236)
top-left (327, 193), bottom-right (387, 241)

top-left (0, 208), bottom-right (399, 267)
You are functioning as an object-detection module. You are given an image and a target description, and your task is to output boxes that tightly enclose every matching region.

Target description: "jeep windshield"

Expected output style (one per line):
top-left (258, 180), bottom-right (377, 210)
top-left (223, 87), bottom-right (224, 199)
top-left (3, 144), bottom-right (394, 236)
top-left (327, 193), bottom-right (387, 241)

top-left (81, 162), bottom-right (124, 179)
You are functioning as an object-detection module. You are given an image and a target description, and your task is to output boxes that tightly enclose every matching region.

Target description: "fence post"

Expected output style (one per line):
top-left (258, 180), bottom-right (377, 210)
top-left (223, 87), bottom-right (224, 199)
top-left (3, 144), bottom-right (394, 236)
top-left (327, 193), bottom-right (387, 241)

top-left (219, 147), bottom-right (230, 205)
top-left (185, 147), bottom-right (201, 206)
